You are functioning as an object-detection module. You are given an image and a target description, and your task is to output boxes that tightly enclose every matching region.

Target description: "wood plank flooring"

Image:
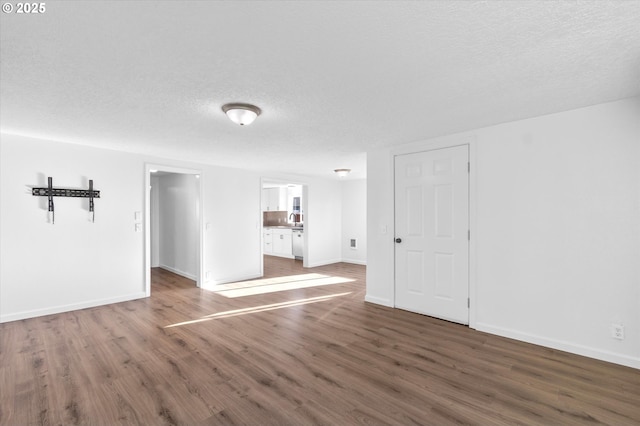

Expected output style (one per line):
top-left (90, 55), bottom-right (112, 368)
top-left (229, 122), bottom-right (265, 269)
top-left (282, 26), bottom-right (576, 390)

top-left (1, 256), bottom-right (639, 425)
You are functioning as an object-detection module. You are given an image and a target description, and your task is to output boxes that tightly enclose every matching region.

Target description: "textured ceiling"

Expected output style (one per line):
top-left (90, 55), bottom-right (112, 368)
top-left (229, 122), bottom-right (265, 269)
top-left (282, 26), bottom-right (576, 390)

top-left (2, 1), bottom-right (639, 180)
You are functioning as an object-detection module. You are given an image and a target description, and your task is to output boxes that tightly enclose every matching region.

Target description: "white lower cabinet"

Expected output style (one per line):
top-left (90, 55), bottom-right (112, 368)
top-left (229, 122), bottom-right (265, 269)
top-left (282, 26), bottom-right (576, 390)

top-left (264, 228), bottom-right (293, 258)
top-left (263, 229), bottom-right (273, 254)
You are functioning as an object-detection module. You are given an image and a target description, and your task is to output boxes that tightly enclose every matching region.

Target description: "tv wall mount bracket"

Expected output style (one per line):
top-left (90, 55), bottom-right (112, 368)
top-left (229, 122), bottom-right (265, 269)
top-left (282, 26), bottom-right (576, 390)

top-left (32, 177), bottom-right (100, 223)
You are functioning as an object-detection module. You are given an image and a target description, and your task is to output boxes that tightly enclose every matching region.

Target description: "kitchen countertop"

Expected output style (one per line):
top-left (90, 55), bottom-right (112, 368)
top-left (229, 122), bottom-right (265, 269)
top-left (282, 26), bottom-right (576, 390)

top-left (265, 225), bottom-right (304, 230)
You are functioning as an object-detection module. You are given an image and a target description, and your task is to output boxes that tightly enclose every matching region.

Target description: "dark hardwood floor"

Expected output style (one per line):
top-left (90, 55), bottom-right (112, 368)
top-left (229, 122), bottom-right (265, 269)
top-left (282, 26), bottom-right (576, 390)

top-left (2, 256), bottom-right (639, 425)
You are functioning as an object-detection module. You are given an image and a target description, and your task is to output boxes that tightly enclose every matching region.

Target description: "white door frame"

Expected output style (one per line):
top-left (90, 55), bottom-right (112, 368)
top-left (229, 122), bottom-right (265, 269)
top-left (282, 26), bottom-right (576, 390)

top-left (392, 135), bottom-right (478, 329)
top-left (259, 178), bottom-right (309, 276)
top-left (144, 163), bottom-right (204, 296)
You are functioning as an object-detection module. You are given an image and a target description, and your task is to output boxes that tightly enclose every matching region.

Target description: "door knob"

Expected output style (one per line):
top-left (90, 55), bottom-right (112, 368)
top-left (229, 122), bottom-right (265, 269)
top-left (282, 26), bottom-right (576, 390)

top-left (395, 238), bottom-right (402, 243)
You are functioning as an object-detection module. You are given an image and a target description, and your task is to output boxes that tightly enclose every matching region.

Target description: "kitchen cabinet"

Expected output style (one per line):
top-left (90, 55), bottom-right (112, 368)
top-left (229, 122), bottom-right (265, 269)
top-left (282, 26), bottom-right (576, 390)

top-left (263, 228), bottom-right (273, 254)
top-left (264, 227), bottom-right (293, 258)
top-left (272, 229), bottom-right (293, 257)
top-left (262, 188), bottom-right (286, 211)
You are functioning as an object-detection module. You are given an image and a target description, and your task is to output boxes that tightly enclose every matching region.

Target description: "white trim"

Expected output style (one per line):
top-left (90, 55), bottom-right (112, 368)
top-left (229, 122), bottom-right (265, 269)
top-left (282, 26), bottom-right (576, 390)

top-left (158, 265), bottom-right (197, 281)
top-left (144, 163), bottom-right (204, 297)
top-left (201, 273), bottom-right (263, 289)
top-left (390, 135), bottom-right (476, 326)
top-left (476, 322), bottom-right (640, 370)
top-left (259, 177), bottom-right (309, 271)
top-left (468, 137), bottom-right (478, 329)
top-left (0, 292), bottom-right (147, 323)
top-left (390, 133), bottom-right (475, 157)
top-left (305, 258), bottom-right (343, 268)
top-left (302, 184), bottom-right (309, 268)
top-left (365, 294), bottom-right (393, 307)
top-left (264, 253), bottom-right (295, 260)
top-left (341, 258), bottom-right (367, 266)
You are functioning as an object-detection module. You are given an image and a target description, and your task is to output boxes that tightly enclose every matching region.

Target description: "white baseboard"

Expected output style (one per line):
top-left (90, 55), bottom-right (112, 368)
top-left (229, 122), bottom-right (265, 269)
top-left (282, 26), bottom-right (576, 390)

top-left (201, 273), bottom-right (263, 290)
top-left (264, 253), bottom-right (295, 259)
top-left (159, 264), bottom-right (197, 281)
top-left (341, 258), bottom-right (367, 266)
top-left (0, 292), bottom-right (147, 323)
top-left (364, 294), bottom-right (393, 307)
top-left (476, 322), bottom-right (640, 370)
top-left (305, 258), bottom-right (343, 268)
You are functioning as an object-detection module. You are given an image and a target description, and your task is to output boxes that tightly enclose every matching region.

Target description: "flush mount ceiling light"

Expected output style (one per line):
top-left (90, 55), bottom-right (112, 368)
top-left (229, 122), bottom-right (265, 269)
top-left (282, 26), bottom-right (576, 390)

top-left (334, 168), bottom-right (351, 177)
top-left (222, 103), bottom-right (261, 126)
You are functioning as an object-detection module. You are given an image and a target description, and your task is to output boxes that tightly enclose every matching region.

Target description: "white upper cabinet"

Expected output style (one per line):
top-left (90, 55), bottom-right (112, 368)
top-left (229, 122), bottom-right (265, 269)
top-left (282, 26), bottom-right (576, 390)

top-left (262, 187), bottom-right (285, 211)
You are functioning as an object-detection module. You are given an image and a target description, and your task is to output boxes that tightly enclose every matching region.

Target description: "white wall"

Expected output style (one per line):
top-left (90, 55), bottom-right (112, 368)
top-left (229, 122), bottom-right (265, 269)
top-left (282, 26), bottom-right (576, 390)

top-left (0, 136), bottom-right (146, 321)
top-left (366, 149), bottom-right (395, 306)
top-left (367, 97), bottom-right (640, 369)
top-left (0, 134), bottom-right (351, 322)
top-left (201, 166), bottom-right (263, 286)
top-left (341, 179), bottom-right (367, 265)
top-left (305, 179), bottom-right (343, 267)
top-left (155, 173), bottom-right (199, 280)
top-left (0, 134), bottom-right (264, 321)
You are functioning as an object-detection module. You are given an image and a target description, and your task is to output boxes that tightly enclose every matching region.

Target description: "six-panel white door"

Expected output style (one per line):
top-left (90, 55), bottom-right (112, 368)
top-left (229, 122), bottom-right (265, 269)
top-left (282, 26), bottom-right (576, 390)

top-left (394, 145), bottom-right (469, 324)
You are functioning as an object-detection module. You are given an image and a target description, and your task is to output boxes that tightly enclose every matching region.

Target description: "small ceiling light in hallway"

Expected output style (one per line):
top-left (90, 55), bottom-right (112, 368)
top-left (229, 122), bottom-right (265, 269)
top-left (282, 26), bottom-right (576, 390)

top-left (334, 168), bottom-right (351, 177)
top-left (222, 103), bottom-right (261, 126)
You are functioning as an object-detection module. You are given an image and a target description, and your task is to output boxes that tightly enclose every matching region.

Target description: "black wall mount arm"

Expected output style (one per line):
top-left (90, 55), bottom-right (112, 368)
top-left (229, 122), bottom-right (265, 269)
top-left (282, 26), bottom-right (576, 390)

top-left (47, 176), bottom-right (54, 223)
top-left (32, 177), bottom-right (101, 223)
top-left (89, 179), bottom-right (95, 222)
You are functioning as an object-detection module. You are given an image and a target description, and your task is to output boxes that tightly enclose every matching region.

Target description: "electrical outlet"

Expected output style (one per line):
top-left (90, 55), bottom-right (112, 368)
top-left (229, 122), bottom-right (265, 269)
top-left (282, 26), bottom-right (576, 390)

top-left (611, 324), bottom-right (625, 340)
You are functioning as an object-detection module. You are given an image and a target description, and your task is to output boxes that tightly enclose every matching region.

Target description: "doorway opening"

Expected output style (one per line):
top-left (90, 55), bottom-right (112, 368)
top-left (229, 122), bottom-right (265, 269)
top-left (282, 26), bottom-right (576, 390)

top-left (261, 179), bottom-right (308, 275)
top-left (144, 164), bottom-right (203, 296)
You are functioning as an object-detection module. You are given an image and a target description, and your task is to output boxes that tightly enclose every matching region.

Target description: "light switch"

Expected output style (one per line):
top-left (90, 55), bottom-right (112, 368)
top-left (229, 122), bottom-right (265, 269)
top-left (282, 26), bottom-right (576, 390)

top-left (135, 223), bottom-right (142, 232)
top-left (206, 222), bottom-right (212, 231)
top-left (134, 211), bottom-right (142, 221)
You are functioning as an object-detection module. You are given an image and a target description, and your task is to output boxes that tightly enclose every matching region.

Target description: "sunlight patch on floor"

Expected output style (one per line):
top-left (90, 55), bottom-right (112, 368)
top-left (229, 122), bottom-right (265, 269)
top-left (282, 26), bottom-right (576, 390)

top-left (208, 273), bottom-right (327, 290)
top-left (164, 292), bottom-right (352, 328)
top-left (204, 273), bottom-right (355, 298)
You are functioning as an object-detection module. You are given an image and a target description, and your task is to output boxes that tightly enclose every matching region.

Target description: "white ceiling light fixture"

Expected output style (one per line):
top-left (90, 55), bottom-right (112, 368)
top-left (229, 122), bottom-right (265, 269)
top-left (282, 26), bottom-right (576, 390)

top-left (334, 168), bottom-right (351, 177)
top-left (222, 103), bottom-right (261, 126)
